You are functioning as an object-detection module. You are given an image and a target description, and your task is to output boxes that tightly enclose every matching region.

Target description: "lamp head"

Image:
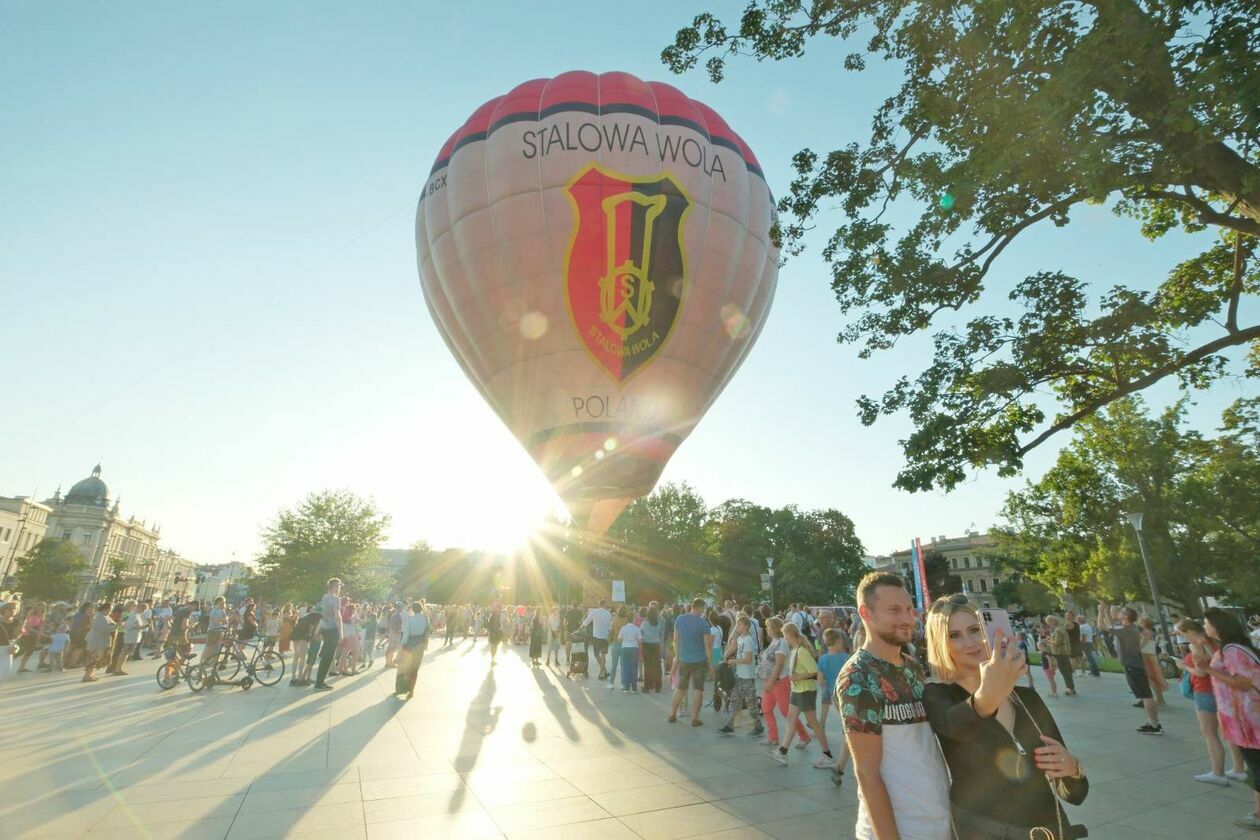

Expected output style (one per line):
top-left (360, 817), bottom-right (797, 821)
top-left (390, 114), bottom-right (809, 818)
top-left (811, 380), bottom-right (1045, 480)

top-left (1125, 512), bottom-right (1144, 531)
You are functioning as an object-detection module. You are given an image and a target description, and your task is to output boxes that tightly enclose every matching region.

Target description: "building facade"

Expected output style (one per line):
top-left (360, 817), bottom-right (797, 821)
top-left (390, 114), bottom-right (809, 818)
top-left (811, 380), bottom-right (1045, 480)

top-left (877, 531), bottom-right (1003, 609)
top-left (0, 496), bottom-right (52, 595)
top-left (42, 464), bottom-right (179, 602)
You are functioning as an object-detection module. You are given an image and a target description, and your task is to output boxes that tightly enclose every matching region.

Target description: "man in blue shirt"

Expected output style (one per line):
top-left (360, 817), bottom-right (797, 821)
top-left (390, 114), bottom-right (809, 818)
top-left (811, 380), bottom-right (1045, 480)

top-left (669, 598), bottom-right (713, 726)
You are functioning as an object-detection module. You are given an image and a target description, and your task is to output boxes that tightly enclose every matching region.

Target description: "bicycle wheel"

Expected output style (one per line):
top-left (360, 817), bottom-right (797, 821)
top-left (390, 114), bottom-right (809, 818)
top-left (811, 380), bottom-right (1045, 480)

top-left (156, 661), bottom-right (181, 691)
top-left (1161, 656), bottom-right (1179, 680)
top-left (214, 650), bottom-right (242, 682)
top-left (187, 663), bottom-right (214, 693)
top-left (250, 650), bottom-right (285, 686)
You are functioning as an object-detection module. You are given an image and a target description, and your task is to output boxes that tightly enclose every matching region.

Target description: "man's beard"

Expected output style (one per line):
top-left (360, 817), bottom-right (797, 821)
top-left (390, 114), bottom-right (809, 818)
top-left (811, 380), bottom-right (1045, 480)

top-left (875, 627), bottom-right (913, 647)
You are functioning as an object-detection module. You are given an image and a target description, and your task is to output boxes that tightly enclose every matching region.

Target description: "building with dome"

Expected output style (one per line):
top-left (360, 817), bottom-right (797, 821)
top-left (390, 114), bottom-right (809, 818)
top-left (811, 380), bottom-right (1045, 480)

top-left (42, 464), bottom-right (180, 602)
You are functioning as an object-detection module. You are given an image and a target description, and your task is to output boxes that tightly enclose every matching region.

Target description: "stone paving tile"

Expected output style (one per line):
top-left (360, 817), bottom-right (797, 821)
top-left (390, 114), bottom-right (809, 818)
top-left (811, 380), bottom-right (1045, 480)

top-left (359, 772), bottom-right (465, 800)
top-left (363, 809), bottom-right (503, 840)
top-left (225, 802), bottom-right (365, 840)
top-left (711, 789), bottom-right (836, 825)
top-left (85, 816), bottom-right (236, 840)
top-left (93, 794), bottom-right (245, 830)
top-left (589, 781), bottom-right (704, 816)
top-left (237, 782), bottom-right (362, 814)
top-left (619, 802), bottom-right (750, 839)
top-left (504, 816), bottom-right (641, 840)
top-left (487, 794), bottom-right (613, 831)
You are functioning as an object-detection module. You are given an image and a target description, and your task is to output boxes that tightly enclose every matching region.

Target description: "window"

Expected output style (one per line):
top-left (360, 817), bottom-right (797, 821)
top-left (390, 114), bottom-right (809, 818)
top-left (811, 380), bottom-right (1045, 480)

top-left (2, 527), bottom-right (10, 541)
top-left (82, 533), bottom-right (91, 544)
top-left (964, 557), bottom-right (971, 569)
top-left (993, 576), bottom-right (1001, 586)
top-left (964, 579), bottom-right (973, 592)
top-left (980, 579), bottom-right (988, 592)
top-left (63, 530), bottom-right (72, 540)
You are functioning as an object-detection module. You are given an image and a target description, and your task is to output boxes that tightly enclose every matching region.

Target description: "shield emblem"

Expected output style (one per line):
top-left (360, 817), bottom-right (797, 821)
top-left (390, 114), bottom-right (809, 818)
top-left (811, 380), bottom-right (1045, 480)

top-left (565, 164), bottom-right (691, 382)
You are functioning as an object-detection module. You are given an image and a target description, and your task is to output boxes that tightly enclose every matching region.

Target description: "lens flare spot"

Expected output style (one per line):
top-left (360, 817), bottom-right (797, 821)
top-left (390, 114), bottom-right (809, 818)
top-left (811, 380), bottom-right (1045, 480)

top-left (721, 303), bottom-right (751, 339)
top-left (570, 465), bottom-right (583, 477)
top-left (603, 437), bottom-right (617, 451)
top-left (938, 193), bottom-right (956, 211)
top-left (519, 311), bottom-right (548, 340)
top-left (594, 450), bottom-right (605, 460)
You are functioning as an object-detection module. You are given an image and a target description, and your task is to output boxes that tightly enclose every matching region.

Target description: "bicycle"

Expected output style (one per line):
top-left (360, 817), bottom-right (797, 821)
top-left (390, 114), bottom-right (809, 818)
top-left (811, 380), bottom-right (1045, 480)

top-left (155, 648), bottom-right (199, 691)
top-left (188, 632), bottom-right (284, 692)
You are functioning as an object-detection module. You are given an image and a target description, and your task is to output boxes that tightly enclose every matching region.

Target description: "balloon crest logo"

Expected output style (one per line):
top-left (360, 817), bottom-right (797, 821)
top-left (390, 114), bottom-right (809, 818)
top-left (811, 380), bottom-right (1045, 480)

top-left (565, 164), bottom-right (692, 383)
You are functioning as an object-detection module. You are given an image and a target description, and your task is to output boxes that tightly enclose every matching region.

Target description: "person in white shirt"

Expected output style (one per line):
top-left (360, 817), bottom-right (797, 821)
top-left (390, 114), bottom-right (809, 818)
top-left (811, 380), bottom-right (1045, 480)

top-left (1078, 620), bottom-right (1101, 677)
top-left (582, 600), bottom-right (614, 679)
top-left (312, 578), bottom-right (343, 691)
top-left (718, 616), bottom-right (763, 736)
top-left (617, 619), bottom-right (642, 691)
top-left (394, 601), bottom-right (430, 699)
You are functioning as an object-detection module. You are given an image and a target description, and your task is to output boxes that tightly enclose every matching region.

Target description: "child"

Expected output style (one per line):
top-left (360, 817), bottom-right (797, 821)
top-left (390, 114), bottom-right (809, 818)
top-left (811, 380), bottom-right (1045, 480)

top-left (48, 624), bottom-right (70, 672)
top-left (817, 628), bottom-right (851, 786)
top-left (263, 609), bottom-right (281, 652)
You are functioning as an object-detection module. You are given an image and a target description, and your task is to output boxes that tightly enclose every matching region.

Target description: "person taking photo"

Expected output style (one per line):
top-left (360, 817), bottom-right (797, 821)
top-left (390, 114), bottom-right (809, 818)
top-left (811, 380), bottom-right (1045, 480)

top-left (923, 594), bottom-right (1088, 840)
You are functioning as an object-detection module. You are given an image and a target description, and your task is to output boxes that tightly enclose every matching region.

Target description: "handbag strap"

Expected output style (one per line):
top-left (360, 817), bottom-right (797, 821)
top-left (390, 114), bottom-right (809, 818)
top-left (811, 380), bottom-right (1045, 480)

top-left (1009, 692), bottom-right (1068, 840)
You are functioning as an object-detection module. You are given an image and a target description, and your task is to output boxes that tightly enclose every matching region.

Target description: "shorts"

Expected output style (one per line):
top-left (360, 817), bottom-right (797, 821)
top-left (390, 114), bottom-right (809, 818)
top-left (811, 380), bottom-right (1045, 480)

top-left (790, 689), bottom-right (818, 710)
top-left (1192, 691), bottom-right (1217, 714)
top-left (1124, 664), bottom-right (1153, 700)
top-left (592, 638), bottom-right (609, 658)
top-left (678, 660), bottom-right (708, 691)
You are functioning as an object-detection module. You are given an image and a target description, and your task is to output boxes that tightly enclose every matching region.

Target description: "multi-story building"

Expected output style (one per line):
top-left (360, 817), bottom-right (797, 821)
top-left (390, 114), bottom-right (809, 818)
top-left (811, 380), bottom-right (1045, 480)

top-left (0, 496), bottom-right (52, 595)
top-left (42, 464), bottom-right (175, 601)
top-left (877, 531), bottom-right (1003, 609)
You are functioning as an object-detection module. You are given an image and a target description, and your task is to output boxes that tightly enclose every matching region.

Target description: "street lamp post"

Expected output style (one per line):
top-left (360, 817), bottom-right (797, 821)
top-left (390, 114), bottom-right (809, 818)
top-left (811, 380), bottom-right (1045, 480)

top-left (1126, 512), bottom-right (1173, 654)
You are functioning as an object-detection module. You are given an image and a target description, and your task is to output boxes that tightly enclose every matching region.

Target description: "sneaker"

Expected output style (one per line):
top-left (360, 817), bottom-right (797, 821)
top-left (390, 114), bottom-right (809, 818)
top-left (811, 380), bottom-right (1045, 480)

top-left (667, 715), bottom-right (677, 723)
top-left (747, 728), bottom-right (765, 739)
top-left (830, 770), bottom-right (845, 787)
top-left (312, 683), bottom-right (333, 691)
top-left (1137, 723), bottom-right (1163, 735)
top-left (622, 688), bottom-right (630, 693)
top-left (795, 738), bottom-right (811, 751)
top-left (1234, 815), bottom-right (1260, 832)
top-left (717, 725), bottom-right (735, 736)
top-left (1194, 772), bottom-right (1229, 786)
top-left (691, 719), bottom-right (704, 727)
top-left (1133, 701), bottom-right (1144, 707)
top-left (767, 749), bottom-right (787, 766)
top-left (1226, 770), bottom-right (1249, 782)
top-left (812, 755), bottom-right (835, 769)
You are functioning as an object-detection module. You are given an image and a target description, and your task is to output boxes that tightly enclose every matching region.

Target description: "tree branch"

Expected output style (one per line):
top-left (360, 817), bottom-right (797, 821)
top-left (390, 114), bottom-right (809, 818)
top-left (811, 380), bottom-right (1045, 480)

top-left (1016, 323), bottom-right (1260, 457)
top-left (1227, 235), bottom-right (1244, 333)
top-left (1138, 188), bottom-right (1260, 237)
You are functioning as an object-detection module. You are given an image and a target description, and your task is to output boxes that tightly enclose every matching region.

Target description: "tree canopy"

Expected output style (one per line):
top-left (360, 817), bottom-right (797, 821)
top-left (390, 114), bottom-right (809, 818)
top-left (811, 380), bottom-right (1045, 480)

top-left (999, 396), bottom-right (1260, 610)
top-left (14, 539), bottom-right (88, 603)
top-left (604, 482), bottom-right (867, 604)
top-left (248, 490), bottom-right (390, 603)
top-left (664, 0), bottom-right (1259, 492)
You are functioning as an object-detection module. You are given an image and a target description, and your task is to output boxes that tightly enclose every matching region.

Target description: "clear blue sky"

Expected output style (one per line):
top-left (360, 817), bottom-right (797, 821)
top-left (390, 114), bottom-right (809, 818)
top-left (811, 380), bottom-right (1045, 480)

top-left (2, 2), bottom-right (1248, 564)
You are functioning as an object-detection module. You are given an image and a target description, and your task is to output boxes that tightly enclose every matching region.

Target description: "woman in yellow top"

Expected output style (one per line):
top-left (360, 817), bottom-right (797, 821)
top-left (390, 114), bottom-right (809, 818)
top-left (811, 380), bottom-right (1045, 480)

top-left (768, 622), bottom-right (835, 768)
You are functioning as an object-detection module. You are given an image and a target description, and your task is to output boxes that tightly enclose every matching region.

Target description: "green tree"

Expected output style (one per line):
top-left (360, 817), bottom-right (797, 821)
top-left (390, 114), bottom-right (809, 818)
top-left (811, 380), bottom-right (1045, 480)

top-left (13, 539), bottom-right (88, 602)
top-left (1000, 396), bottom-right (1260, 611)
top-left (394, 540), bottom-right (436, 598)
top-left (664, 0), bottom-right (1259, 492)
top-left (922, 551), bottom-right (962, 599)
top-left (250, 490), bottom-right (390, 603)
top-left (607, 481), bottom-right (716, 599)
top-left (760, 506), bottom-right (867, 605)
top-left (709, 499), bottom-right (777, 599)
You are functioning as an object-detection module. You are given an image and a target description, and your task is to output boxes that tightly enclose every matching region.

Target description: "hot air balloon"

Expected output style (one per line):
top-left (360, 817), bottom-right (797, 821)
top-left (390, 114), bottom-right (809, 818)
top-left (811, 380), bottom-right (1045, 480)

top-left (416, 70), bottom-right (778, 537)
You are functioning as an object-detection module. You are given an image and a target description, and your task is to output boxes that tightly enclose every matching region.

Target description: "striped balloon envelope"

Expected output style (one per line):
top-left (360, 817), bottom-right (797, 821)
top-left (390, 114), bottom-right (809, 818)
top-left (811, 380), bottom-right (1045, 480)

top-left (415, 70), bottom-right (778, 537)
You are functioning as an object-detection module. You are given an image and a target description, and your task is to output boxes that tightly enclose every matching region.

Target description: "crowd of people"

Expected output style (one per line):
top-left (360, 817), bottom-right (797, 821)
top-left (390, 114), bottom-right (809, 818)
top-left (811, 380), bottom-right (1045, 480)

top-left (2, 576), bottom-right (1258, 835)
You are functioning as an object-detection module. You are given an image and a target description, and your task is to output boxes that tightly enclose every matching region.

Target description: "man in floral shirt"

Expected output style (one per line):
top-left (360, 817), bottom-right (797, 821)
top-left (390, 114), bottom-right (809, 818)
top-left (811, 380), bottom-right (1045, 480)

top-left (837, 572), bottom-right (950, 840)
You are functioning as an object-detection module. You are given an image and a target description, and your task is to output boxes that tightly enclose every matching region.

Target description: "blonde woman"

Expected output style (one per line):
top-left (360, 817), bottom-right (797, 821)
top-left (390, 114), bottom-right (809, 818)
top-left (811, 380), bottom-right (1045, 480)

top-left (767, 622), bottom-right (833, 769)
top-left (923, 594), bottom-right (1087, 840)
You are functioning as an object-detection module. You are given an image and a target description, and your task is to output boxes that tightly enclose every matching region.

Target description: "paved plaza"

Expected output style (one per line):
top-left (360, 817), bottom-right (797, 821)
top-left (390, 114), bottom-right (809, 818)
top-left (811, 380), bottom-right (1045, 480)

top-left (0, 641), bottom-right (1255, 840)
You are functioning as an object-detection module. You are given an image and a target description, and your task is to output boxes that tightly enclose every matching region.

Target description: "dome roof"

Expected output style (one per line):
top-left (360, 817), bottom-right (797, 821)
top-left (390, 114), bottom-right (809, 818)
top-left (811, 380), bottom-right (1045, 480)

top-left (65, 464), bottom-right (109, 507)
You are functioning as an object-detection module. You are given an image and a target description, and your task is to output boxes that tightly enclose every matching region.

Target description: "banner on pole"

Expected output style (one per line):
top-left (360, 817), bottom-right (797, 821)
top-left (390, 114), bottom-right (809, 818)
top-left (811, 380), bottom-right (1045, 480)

top-left (912, 537), bottom-right (931, 609)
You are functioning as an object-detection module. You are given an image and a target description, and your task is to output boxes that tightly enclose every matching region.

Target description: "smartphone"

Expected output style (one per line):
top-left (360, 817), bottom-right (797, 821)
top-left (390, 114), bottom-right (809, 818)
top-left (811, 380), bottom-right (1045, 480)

top-left (980, 608), bottom-right (1014, 652)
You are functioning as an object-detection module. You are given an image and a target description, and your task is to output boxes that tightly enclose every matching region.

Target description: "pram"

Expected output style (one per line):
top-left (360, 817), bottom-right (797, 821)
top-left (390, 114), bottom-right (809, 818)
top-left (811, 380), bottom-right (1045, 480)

top-left (567, 631), bottom-right (589, 678)
top-left (711, 661), bottom-right (735, 713)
